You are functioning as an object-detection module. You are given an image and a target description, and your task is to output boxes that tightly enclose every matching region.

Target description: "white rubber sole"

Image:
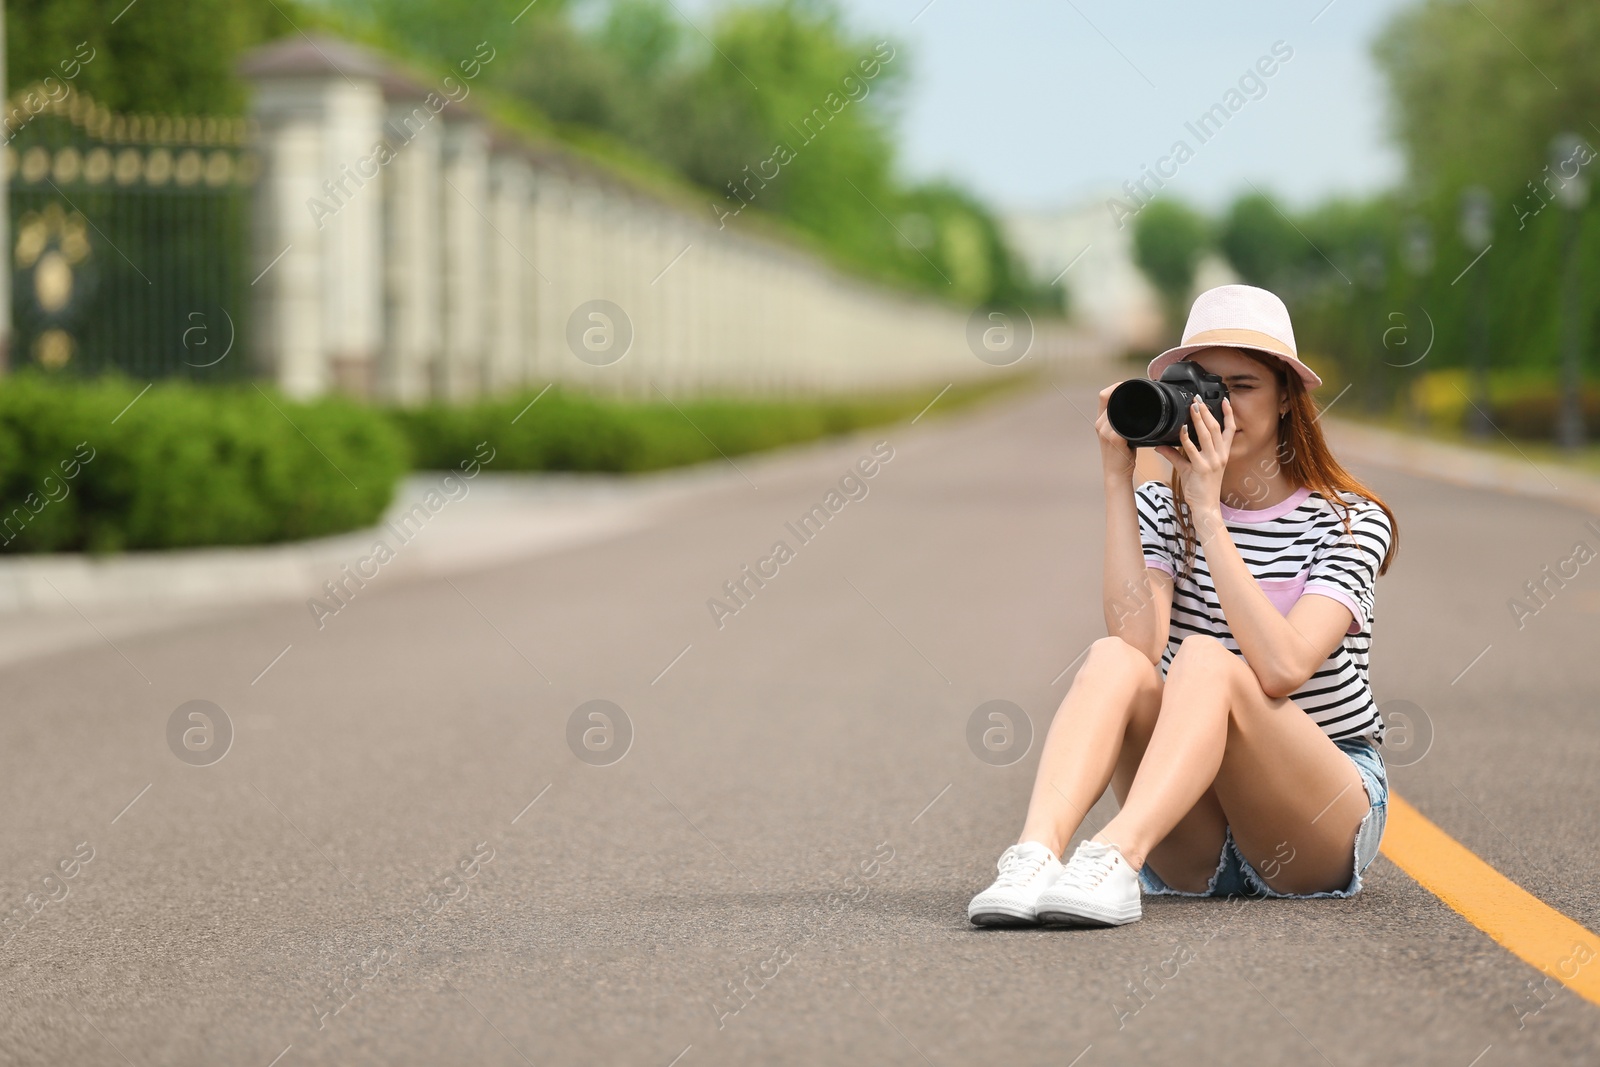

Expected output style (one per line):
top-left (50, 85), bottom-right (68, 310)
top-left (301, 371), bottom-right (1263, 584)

top-left (960, 895), bottom-right (1049, 927)
top-left (1034, 894), bottom-right (1141, 927)
top-left (967, 900), bottom-right (1040, 927)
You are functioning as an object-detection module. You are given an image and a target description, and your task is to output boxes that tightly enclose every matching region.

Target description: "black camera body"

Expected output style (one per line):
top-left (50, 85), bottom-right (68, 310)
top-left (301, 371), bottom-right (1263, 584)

top-left (1106, 361), bottom-right (1230, 448)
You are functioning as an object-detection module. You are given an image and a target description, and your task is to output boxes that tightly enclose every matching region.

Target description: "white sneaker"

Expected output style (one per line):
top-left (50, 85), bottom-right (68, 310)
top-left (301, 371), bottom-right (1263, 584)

top-left (967, 841), bottom-right (1064, 927)
top-left (1035, 839), bottom-right (1143, 927)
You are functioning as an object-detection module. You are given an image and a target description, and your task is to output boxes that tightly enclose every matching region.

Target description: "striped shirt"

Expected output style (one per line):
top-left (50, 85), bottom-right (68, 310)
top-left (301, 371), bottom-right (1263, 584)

top-left (1133, 480), bottom-right (1393, 745)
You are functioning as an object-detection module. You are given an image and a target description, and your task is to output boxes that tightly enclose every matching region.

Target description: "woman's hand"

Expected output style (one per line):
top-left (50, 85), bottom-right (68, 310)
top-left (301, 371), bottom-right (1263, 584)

top-left (1095, 382), bottom-right (1138, 484)
top-left (1154, 396), bottom-right (1236, 523)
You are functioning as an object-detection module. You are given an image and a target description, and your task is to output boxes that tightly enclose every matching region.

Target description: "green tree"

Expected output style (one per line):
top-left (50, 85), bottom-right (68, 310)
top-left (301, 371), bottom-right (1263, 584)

top-left (1371, 0), bottom-right (1600, 202)
top-left (1218, 192), bottom-right (1303, 289)
top-left (660, 1), bottom-right (908, 270)
top-left (324, 0), bottom-right (574, 76)
top-left (11, 0), bottom-right (1050, 310)
top-left (6, 0), bottom-right (301, 114)
top-left (1133, 199), bottom-right (1210, 331)
top-left (596, 0), bottom-right (682, 84)
top-left (495, 15), bottom-right (642, 135)
top-left (322, 0), bottom-right (1048, 306)
top-left (898, 181), bottom-right (1040, 307)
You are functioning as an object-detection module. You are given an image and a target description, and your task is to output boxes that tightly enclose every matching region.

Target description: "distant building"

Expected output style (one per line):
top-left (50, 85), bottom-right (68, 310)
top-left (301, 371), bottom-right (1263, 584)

top-left (1003, 194), bottom-right (1164, 359)
top-left (1003, 192), bottom-right (1238, 359)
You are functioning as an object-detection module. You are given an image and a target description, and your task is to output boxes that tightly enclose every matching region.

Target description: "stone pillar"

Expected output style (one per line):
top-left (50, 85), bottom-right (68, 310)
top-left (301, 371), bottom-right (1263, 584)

top-left (550, 171), bottom-right (583, 386)
top-left (615, 195), bottom-right (650, 397)
top-left (240, 35), bottom-right (387, 398)
top-left (528, 164), bottom-right (553, 385)
top-left (568, 181), bottom-right (611, 395)
top-left (440, 118), bottom-right (490, 399)
top-left (488, 144), bottom-right (532, 391)
top-left (587, 187), bottom-right (623, 396)
top-left (379, 87), bottom-right (444, 403)
top-left (249, 111), bottom-right (323, 397)
top-left (654, 214), bottom-right (689, 395)
top-left (528, 169), bottom-right (564, 385)
top-left (541, 169), bottom-right (583, 387)
top-left (683, 218), bottom-right (708, 396)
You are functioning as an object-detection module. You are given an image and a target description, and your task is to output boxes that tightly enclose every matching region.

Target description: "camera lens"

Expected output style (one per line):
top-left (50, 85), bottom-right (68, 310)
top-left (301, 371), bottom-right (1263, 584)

top-left (1107, 364), bottom-right (1227, 447)
top-left (1107, 380), bottom-right (1177, 443)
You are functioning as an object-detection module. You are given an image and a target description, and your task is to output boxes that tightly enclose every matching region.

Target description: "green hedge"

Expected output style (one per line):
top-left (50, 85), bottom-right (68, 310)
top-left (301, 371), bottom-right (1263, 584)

top-left (1407, 367), bottom-right (1600, 440)
top-left (0, 373), bottom-right (1029, 553)
top-left (1485, 385), bottom-right (1600, 440)
top-left (0, 376), bottom-right (406, 553)
top-left (393, 377), bottom-right (1027, 473)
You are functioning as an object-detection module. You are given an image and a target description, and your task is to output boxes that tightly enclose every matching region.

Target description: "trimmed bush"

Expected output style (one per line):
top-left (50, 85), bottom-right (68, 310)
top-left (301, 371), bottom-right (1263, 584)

top-left (0, 373), bottom-right (1028, 553)
top-left (1410, 367), bottom-right (1600, 440)
top-left (1488, 386), bottom-right (1600, 440)
top-left (0, 375), bottom-right (406, 553)
top-left (392, 377), bottom-right (1028, 473)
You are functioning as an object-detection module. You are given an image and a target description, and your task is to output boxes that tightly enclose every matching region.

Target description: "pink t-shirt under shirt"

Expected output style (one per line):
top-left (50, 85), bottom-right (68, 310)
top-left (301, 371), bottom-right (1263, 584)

top-left (1132, 480), bottom-right (1393, 745)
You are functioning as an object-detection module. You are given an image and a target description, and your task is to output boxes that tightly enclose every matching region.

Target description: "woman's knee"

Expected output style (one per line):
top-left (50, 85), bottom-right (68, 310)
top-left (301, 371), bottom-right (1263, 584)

top-left (1086, 634), bottom-right (1159, 675)
top-left (1077, 637), bottom-right (1162, 719)
top-left (1175, 633), bottom-right (1228, 656)
top-left (1171, 633), bottom-right (1241, 684)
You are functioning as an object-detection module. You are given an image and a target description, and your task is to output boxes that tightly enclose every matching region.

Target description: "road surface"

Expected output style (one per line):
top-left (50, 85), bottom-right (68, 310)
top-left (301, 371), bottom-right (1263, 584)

top-left (3, 372), bottom-right (1597, 1066)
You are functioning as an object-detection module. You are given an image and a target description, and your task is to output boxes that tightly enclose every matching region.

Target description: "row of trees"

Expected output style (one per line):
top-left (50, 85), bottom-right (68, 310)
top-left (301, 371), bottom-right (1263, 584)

top-left (4, 0), bottom-right (292, 114)
top-left (5, 0), bottom-right (1049, 311)
top-left (1130, 0), bottom-right (1600, 440)
top-left (337, 0), bottom-right (1050, 308)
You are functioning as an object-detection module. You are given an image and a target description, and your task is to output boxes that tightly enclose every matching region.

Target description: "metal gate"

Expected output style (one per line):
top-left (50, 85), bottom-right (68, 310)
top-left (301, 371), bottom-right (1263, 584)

top-left (4, 84), bottom-right (258, 380)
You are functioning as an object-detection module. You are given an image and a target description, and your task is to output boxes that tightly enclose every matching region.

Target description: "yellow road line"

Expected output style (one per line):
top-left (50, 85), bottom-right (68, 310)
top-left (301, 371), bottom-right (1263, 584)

top-left (1382, 793), bottom-right (1600, 1009)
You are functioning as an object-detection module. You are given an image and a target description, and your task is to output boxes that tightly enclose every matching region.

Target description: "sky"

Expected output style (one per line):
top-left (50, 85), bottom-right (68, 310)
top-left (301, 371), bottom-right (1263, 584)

top-left (670, 0), bottom-right (1415, 217)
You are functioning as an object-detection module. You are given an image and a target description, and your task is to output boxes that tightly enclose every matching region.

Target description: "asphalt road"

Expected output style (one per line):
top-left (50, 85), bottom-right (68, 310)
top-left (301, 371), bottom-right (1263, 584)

top-left (3, 373), bottom-right (1598, 1066)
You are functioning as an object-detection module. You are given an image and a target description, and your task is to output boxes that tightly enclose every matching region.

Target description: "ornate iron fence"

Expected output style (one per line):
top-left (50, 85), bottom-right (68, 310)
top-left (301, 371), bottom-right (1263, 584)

top-left (4, 85), bottom-right (258, 380)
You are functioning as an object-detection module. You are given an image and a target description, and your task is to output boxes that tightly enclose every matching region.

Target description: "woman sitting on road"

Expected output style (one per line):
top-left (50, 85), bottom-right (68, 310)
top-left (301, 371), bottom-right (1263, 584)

top-left (969, 283), bottom-right (1400, 927)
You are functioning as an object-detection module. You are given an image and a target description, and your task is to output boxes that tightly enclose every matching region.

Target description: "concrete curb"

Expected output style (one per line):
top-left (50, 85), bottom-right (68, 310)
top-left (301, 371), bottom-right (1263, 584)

top-left (0, 471), bottom-right (714, 619)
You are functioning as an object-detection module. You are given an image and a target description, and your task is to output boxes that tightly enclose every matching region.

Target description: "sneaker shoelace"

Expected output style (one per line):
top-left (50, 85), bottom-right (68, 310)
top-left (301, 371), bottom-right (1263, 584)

top-left (1055, 843), bottom-right (1118, 892)
top-left (992, 844), bottom-right (1053, 889)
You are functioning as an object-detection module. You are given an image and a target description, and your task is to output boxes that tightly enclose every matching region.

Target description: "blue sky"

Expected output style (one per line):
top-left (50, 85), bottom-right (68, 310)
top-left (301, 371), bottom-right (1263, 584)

top-left (669, 0), bottom-right (1414, 215)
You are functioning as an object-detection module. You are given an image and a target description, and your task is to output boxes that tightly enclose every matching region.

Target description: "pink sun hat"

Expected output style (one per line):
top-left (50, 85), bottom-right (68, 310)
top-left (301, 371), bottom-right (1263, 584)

top-left (1145, 283), bottom-right (1323, 391)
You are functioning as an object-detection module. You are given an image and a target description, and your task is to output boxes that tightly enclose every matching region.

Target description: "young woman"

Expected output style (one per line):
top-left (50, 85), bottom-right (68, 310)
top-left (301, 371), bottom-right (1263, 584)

top-left (969, 284), bottom-right (1400, 927)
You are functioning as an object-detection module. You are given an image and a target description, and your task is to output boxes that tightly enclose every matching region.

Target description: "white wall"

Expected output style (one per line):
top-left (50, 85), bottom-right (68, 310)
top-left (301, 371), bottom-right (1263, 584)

top-left (244, 36), bottom-right (1096, 403)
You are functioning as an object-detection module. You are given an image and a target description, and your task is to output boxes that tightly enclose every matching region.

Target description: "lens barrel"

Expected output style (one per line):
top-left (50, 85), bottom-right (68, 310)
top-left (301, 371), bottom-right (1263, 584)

top-left (1106, 363), bottom-right (1229, 447)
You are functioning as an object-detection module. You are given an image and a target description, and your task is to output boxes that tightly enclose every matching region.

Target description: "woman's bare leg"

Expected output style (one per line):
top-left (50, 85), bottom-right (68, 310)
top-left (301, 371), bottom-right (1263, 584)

top-left (1106, 680), bottom-right (1231, 892)
top-left (1095, 634), bottom-right (1368, 895)
top-left (1016, 636), bottom-right (1163, 858)
top-left (1094, 634), bottom-right (1234, 871)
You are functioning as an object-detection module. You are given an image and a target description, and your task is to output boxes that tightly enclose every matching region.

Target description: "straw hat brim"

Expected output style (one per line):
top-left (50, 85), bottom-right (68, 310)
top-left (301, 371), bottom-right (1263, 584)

top-left (1147, 338), bottom-right (1323, 391)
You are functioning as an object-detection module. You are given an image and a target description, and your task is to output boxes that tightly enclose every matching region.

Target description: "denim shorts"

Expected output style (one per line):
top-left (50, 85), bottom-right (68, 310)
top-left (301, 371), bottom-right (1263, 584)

top-left (1137, 736), bottom-right (1388, 899)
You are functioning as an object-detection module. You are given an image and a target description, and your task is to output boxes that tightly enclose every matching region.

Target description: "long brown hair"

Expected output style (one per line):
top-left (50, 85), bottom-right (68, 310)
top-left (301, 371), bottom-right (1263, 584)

top-left (1166, 349), bottom-right (1400, 582)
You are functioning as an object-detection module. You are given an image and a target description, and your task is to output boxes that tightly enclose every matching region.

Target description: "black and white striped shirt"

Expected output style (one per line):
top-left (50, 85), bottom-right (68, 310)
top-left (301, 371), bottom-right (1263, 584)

top-left (1133, 479), bottom-right (1392, 745)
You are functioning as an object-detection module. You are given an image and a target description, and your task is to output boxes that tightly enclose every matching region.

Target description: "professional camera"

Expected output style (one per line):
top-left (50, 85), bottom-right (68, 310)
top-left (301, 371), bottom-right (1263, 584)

top-left (1106, 360), bottom-right (1230, 448)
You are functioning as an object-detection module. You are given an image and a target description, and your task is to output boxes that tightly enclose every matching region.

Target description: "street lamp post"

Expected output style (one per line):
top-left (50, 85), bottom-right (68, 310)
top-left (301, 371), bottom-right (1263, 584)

top-left (1400, 214), bottom-right (1434, 432)
top-left (1, 0), bottom-right (10, 372)
top-left (1551, 133), bottom-right (1590, 451)
top-left (1403, 216), bottom-right (1434, 276)
top-left (1459, 187), bottom-right (1493, 439)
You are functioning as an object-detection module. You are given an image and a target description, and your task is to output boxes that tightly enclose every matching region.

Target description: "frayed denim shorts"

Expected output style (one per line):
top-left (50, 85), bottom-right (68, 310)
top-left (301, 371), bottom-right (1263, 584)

top-left (1137, 736), bottom-right (1388, 899)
